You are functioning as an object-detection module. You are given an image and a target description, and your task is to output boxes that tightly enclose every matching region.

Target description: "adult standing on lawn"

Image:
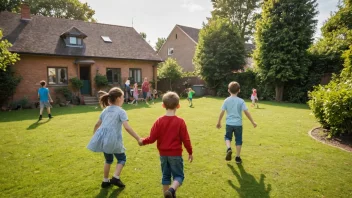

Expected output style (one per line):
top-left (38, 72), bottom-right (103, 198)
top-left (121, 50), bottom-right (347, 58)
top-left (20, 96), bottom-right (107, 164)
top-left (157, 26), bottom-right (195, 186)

top-left (142, 77), bottom-right (150, 103)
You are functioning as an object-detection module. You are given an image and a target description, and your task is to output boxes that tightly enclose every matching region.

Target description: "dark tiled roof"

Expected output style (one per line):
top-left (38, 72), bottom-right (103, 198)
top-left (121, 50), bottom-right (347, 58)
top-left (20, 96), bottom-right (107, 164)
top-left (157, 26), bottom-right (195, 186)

top-left (177, 24), bottom-right (200, 43)
top-left (0, 12), bottom-right (161, 61)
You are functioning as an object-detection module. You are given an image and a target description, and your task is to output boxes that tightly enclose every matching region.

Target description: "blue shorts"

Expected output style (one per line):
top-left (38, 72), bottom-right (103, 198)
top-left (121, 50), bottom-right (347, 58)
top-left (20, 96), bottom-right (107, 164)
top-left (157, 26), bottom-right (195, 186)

top-left (104, 153), bottom-right (126, 165)
top-left (188, 97), bottom-right (192, 101)
top-left (225, 125), bottom-right (243, 145)
top-left (160, 156), bottom-right (184, 185)
top-left (143, 92), bottom-right (148, 99)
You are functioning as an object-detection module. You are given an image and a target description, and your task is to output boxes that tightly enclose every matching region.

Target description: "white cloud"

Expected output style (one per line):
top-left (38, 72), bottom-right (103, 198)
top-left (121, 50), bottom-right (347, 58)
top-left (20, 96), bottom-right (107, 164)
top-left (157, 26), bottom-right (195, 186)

top-left (181, 0), bottom-right (204, 12)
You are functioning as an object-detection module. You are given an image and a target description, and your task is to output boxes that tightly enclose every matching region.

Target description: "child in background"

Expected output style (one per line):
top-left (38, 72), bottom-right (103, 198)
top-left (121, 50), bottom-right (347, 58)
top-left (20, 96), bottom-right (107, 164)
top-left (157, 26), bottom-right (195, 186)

top-left (217, 82), bottom-right (257, 164)
top-left (251, 88), bottom-right (259, 108)
top-left (187, 88), bottom-right (195, 107)
top-left (139, 92), bottom-right (193, 198)
top-left (87, 87), bottom-right (141, 188)
top-left (38, 80), bottom-right (53, 120)
top-left (129, 83), bottom-right (139, 105)
top-left (147, 84), bottom-right (155, 104)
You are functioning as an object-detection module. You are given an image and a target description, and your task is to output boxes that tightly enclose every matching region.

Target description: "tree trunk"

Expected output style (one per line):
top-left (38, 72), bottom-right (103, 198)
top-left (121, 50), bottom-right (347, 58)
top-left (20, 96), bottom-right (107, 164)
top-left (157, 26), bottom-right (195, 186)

top-left (275, 84), bottom-right (284, 102)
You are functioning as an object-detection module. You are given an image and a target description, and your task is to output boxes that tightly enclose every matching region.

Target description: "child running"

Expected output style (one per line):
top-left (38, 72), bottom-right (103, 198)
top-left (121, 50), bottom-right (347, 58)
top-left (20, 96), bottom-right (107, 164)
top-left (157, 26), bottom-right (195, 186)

top-left (87, 87), bottom-right (142, 188)
top-left (251, 88), bottom-right (259, 108)
top-left (187, 88), bottom-right (195, 107)
top-left (216, 82), bottom-right (257, 164)
top-left (38, 80), bottom-right (53, 120)
top-left (139, 92), bottom-right (193, 198)
top-left (147, 83), bottom-right (154, 104)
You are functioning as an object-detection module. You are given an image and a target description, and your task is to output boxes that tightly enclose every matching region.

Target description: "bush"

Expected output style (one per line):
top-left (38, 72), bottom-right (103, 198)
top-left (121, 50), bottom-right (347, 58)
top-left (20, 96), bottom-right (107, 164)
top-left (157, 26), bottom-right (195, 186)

top-left (55, 87), bottom-right (72, 101)
top-left (0, 66), bottom-right (21, 105)
top-left (10, 96), bottom-right (30, 109)
top-left (308, 45), bottom-right (352, 137)
top-left (69, 77), bottom-right (83, 92)
top-left (94, 73), bottom-right (108, 88)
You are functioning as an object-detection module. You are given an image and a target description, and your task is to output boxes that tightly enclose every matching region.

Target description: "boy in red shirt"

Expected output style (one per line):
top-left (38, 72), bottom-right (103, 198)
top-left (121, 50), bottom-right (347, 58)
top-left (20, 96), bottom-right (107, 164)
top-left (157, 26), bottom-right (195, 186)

top-left (139, 92), bottom-right (193, 198)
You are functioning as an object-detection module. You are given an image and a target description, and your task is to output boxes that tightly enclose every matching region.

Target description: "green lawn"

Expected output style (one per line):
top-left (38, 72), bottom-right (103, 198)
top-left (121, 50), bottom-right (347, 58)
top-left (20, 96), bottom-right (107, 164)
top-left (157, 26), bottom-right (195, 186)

top-left (0, 97), bottom-right (351, 198)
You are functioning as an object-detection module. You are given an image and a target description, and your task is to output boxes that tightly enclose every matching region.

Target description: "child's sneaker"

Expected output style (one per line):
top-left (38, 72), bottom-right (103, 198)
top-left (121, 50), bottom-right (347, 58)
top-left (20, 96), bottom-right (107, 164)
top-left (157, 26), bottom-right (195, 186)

top-left (101, 181), bottom-right (111, 188)
top-left (235, 156), bottom-right (242, 164)
top-left (48, 114), bottom-right (53, 119)
top-left (164, 188), bottom-right (176, 198)
top-left (38, 115), bottom-right (42, 121)
top-left (225, 148), bottom-right (232, 161)
top-left (110, 177), bottom-right (125, 188)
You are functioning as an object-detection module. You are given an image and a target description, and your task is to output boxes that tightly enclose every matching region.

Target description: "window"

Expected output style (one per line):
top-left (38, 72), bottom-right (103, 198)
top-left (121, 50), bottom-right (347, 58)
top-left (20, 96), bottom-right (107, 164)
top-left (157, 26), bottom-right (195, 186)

top-left (101, 36), bottom-right (112, 43)
top-left (176, 34), bottom-right (178, 39)
top-left (69, 37), bottom-right (77, 45)
top-left (168, 48), bottom-right (174, 56)
top-left (48, 67), bottom-right (68, 85)
top-left (129, 68), bottom-right (142, 84)
top-left (106, 68), bottom-right (121, 84)
top-left (69, 37), bottom-right (82, 45)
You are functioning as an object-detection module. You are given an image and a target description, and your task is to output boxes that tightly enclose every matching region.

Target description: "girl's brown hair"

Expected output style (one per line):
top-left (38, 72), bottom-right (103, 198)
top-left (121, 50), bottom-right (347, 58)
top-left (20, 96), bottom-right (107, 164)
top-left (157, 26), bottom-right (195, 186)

top-left (99, 87), bottom-right (124, 108)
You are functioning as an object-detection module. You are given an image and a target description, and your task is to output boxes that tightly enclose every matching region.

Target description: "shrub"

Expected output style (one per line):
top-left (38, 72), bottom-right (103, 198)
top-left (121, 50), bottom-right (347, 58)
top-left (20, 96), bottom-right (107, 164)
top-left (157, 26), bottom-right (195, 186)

top-left (308, 45), bottom-right (352, 137)
top-left (69, 77), bottom-right (83, 92)
top-left (10, 96), bottom-right (30, 109)
top-left (94, 73), bottom-right (108, 88)
top-left (55, 87), bottom-right (72, 101)
top-left (0, 66), bottom-right (21, 105)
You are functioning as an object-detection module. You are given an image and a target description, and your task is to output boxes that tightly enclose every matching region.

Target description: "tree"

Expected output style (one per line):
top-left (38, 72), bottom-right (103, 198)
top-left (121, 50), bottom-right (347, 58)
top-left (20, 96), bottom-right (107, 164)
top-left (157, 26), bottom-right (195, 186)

top-left (0, 0), bottom-right (21, 12)
top-left (0, 30), bottom-right (20, 71)
top-left (253, 0), bottom-right (318, 101)
top-left (155, 37), bottom-right (166, 52)
top-left (211, 0), bottom-right (261, 41)
top-left (140, 32), bottom-right (147, 40)
top-left (157, 58), bottom-right (183, 90)
top-left (193, 18), bottom-right (246, 89)
top-left (0, 0), bottom-right (96, 22)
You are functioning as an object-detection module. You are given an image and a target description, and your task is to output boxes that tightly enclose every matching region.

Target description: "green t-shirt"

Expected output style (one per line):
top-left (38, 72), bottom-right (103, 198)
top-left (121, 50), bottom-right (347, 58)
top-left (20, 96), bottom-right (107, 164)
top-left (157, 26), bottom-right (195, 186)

top-left (188, 90), bottom-right (195, 98)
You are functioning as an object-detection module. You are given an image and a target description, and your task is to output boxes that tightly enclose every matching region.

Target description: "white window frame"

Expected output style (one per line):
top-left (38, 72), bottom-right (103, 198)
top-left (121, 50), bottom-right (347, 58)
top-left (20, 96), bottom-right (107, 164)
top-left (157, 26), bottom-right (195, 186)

top-left (168, 48), bottom-right (174, 56)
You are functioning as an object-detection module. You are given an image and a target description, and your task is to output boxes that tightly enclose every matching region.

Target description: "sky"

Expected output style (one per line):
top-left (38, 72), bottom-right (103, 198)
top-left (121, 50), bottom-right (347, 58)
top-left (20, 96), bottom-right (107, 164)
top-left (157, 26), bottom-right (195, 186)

top-left (80, 0), bottom-right (339, 48)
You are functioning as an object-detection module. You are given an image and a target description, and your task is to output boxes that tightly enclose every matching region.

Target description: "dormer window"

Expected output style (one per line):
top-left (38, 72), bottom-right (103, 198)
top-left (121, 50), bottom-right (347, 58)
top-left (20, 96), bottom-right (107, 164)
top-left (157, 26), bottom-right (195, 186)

top-left (60, 26), bottom-right (87, 47)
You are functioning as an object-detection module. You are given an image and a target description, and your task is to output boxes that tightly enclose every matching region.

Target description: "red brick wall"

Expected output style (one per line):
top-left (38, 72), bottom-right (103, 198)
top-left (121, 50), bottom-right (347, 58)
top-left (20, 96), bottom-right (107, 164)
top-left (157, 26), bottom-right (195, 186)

top-left (158, 26), bottom-right (197, 72)
top-left (12, 54), bottom-right (157, 103)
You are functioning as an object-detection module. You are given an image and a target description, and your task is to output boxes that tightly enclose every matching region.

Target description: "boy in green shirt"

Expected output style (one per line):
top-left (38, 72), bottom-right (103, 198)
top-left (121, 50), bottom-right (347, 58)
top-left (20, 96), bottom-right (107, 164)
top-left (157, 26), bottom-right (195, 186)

top-left (187, 88), bottom-right (195, 107)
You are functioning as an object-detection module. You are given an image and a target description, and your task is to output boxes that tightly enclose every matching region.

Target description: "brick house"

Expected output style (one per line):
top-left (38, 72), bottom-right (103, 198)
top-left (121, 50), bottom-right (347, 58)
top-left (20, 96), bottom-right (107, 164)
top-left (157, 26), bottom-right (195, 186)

top-left (158, 24), bottom-right (255, 72)
top-left (0, 4), bottom-right (161, 104)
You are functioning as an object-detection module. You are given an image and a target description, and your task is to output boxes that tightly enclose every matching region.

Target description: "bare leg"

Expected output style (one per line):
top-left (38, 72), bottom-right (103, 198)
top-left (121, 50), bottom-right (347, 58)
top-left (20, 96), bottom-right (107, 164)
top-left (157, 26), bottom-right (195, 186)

top-left (236, 145), bottom-right (242, 156)
top-left (40, 107), bottom-right (44, 115)
top-left (114, 164), bottom-right (124, 177)
top-left (104, 163), bottom-right (111, 178)
top-left (170, 180), bottom-right (180, 191)
top-left (163, 185), bottom-right (169, 192)
top-left (225, 140), bottom-right (231, 149)
top-left (46, 107), bottom-right (51, 114)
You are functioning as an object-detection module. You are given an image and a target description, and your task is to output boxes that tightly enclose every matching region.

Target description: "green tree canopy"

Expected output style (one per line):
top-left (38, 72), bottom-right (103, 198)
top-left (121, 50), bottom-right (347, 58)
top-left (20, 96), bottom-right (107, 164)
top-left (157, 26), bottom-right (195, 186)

top-left (157, 58), bottom-right (183, 90)
top-left (0, 29), bottom-right (20, 71)
top-left (254, 0), bottom-right (318, 101)
top-left (211, 0), bottom-right (261, 41)
top-left (193, 18), bottom-right (246, 89)
top-left (155, 37), bottom-right (166, 52)
top-left (0, 0), bottom-right (96, 22)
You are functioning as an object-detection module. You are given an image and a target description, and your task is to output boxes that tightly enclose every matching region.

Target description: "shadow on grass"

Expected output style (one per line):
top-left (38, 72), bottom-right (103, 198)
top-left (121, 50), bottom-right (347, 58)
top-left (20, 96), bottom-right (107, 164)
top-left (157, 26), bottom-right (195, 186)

top-left (228, 164), bottom-right (271, 198)
top-left (26, 119), bottom-right (51, 130)
top-left (95, 187), bottom-right (124, 198)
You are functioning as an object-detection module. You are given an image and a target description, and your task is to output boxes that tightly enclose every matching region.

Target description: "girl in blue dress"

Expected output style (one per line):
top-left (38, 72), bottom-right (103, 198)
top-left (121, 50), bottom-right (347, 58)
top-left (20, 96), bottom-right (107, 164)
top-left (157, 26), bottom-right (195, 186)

top-left (87, 87), bottom-right (142, 188)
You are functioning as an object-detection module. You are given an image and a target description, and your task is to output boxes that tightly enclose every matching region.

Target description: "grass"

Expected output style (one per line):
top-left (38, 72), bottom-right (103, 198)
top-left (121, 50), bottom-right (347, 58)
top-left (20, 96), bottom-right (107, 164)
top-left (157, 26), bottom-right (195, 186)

top-left (0, 97), bottom-right (352, 198)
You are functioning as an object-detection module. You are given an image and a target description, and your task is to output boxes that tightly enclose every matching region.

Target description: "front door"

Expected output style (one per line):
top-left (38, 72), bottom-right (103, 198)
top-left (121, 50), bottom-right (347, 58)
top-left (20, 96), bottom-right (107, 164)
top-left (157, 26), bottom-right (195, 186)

top-left (80, 66), bottom-right (91, 95)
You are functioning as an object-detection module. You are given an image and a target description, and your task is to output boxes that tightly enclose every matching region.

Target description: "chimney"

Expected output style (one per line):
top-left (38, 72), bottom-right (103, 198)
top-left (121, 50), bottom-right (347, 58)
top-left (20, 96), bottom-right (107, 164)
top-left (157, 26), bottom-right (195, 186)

top-left (21, 3), bottom-right (31, 20)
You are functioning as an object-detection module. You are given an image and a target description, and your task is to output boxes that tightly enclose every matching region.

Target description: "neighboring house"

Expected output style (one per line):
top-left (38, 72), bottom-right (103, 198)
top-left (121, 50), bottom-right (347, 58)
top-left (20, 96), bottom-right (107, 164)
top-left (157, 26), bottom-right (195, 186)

top-left (158, 24), bottom-right (255, 72)
top-left (159, 24), bottom-right (199, 72)
top-left (0, 4), bottom-right (161, 103)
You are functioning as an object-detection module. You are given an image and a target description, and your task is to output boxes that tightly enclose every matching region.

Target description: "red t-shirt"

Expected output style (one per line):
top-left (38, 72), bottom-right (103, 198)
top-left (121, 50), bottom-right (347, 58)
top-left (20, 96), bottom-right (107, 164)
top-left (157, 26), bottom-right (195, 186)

top-left (142, 116), bottom-right (193, 156)
top-left (142, 81), bottom-right (150, 92)
top-left (252, 89), bottom-right (257, 97)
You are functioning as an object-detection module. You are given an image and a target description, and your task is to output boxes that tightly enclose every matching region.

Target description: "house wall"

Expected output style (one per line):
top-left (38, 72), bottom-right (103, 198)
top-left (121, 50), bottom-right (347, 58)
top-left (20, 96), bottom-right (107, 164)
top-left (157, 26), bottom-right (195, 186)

top-left (12, 54), bottom-right (157, 103)
top-left (158, 26), bottom-right (197, 72)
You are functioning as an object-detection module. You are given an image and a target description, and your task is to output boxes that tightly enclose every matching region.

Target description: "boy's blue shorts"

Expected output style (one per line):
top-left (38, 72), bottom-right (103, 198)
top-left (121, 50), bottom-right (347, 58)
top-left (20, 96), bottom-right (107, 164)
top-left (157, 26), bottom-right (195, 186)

top-left (160, 156), bottom-right (184, 185)
top-left (224, 125), bottom-right (243, 145)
